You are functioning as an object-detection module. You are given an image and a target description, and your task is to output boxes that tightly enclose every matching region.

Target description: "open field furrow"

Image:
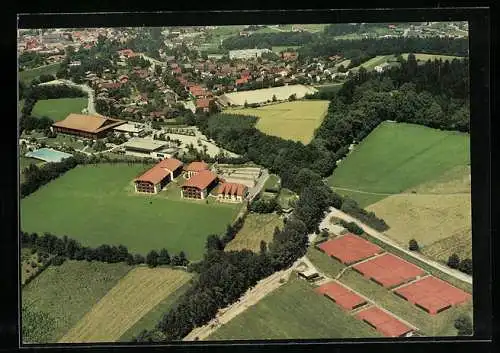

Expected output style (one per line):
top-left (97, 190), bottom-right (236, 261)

top-left (59, 267), bottom-right (192, 343)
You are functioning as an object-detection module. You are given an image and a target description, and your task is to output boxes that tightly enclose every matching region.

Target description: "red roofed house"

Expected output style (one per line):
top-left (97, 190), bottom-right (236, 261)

top-left (282, 51), bottom-right (298, 61)
top-left (118, 49), bottom-right (138, 59)
top-left (134, 158), bottom-right (184, 194)
top-left (189, 85), bottom-right (208, 98)
top-left (184, 161), bottom-right (209, 179)
top-left (181, 170), bottom-right (218, 200)
top-left (235, 77), bottom-right (248, 86)
top-left (216, 182), bottom-right (248, 203)
top-left (195, 98), bottom-right (213, 113)
top-left (118, 75), bottom-right (129, 83)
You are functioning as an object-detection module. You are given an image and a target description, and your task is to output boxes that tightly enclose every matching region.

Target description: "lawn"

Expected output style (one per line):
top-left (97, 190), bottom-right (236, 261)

top-left (263, 173), bottom-right (281, 191)
top-left (327, 121), bottom-right (470, 207)
top-left (208, 276), bottom-right (381, 340)
top-left (277, 188), bottom-right (298, 209)
top-left (230, 100), bottom-right (330, 144)
top-left (120, 278), bottom-right (193, 342)
top-left (59, 267), bottom-right (193, 343)
top-left (337, 269), bottom-right (473, 336)
top-left (306, 246), bottom-right (346, 278)
top-left (32, 98), bottom-right (88, 121)
top-left (315, 83), bottom-right (345, 95)
top-left (21, 164), bottom-right (241, 260)
top-left (359, 55), bottom-right (396, 70)
top-left (22, 260), bottom-right (133, 343)
top-left (225, 213), bottom-right (283, 252)
top-left (19, 63), bottom-right (60, 84)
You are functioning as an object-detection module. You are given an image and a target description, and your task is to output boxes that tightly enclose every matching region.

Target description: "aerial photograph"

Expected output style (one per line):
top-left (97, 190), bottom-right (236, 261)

top-left (17, 21), bottom-right (472, 344)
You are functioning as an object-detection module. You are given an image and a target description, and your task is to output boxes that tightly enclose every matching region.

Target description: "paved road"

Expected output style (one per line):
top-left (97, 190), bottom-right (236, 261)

top-left (247, 169), bottom-right (270, 202)
top-left (330, 186), bottom-right (470, 197)
top-left (322, 207), bottom-right (472, 285)
top-left (39, 79), bottom-right (98, 115)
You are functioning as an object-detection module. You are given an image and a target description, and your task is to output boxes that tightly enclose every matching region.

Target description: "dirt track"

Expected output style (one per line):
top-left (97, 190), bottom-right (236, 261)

top-left (183, 260), bottom-right (299, 341)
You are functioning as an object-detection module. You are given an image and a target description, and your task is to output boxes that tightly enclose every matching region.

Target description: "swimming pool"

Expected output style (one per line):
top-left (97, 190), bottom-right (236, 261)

top-left (24, 147), bottom-right (73, 163)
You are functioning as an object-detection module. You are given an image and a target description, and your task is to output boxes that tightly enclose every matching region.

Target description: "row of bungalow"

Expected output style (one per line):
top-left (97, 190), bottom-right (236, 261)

top-left (133, 158), bottom-right (248, 203)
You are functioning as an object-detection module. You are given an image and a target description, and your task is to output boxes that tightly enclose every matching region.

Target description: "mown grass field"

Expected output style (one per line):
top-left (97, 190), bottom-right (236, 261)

top-left (230, 100), bottom-right (330, 144)
top-left (225, 213), bottom-right (283, 252)
top-left (306, 246), bottom-right (345, 278)
top-left (59, 267), bottom-right (193, 343)
top-left (337, 269), bottom-right (473, 336)
top-left (208, 276), bottom-right (381, 340)
top-left (21, 164), bottom-right (241, 260)
top-left (263, 174), bottom-right (280, 191)
top-left (22, 260), bottom-right (133, 343)
top-left (401, 53), bottom-right (465, 63)
top-left (120, 279), bottom-right (193, 342)
top-left (327, 121), bottom-right (470, 207)
top-left (19, 63), bottom-right (60, 84)
top-left (277, 188), bottom-right (298, 209)
top-left (359, 55), bottom-right (396, 70)
top-left (32, 98), bottom-right (88, 121)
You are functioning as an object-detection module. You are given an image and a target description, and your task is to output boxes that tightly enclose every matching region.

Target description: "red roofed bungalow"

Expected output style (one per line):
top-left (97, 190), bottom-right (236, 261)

top-left (282, 51), bottom-right (298, 61)
top-left (184, 161), bottom-right (209, 179)
top-left (216, 182), bottom-right (248, 203)
top-left (172, 67), bottom-right (182, 74)
top-left (100, 82), bottom-right (122, 89)
top-left (181, 170), bottom-right (218, 200)
top-left (118, 75), bottom-right (129, 83)
top-left (118, 49), bottom-right (137, 58)
top-left (134, 158), bottom-right (183, 194)
top-left (189, 85), bottom-right (208, 98)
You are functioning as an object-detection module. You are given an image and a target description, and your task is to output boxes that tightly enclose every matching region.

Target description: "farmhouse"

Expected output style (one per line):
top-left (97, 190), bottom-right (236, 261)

top-left (184, 161), bottom-right (209, 179)
top-left (218, 84), bottom-right (318, 107)
top-left (134, 158), bottom-right (184, 194)
top-left (52, 114), bottom-right (126, 139)
top-left (181, 170), bottom-right (218, 200)
top-left (216, 182), bottom-right (248, 203)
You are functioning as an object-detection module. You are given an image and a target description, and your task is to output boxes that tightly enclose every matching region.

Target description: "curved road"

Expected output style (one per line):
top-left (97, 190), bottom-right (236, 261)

top-left (321, 207), bottom-right (472, 284)
top-left (39, 79), bottom-right (98, 115)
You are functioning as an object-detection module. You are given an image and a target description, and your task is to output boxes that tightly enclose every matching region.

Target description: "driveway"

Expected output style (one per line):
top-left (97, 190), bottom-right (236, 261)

top-left (322, 207), bottom-right (472, 285)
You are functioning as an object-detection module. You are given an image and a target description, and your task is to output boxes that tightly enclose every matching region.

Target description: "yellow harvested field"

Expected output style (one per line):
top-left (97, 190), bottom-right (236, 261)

top-left (230, 100), bottom-right (329, 144)
top-left (59, 267), bottom-right (192, 343)
top-left (402, 53), bottom-right (465, 62)
top-left (422, 226), bottom-right (472, 261)
top-left (411, 165), bottom-right (471, 194)
top-left (225, 213), bottom-right (283, 252)
top-left (367, 194), bottom-right (471, 247)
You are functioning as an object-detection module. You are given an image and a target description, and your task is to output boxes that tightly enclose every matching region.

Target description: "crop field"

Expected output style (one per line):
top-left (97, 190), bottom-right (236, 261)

top-left (337, 269), bottom-right (473, 336)
top-left (208, 276), bottom-right (381, 340)
top-left (230, 100), bottom-right (329, 144)
top-left (120, 279), bottom-right (193, 342)
top-left (327, 121), bottom-right (470, 207)
top-left (59, 267), bottom-right (192, 343)
top-left (401, 53), bottom-right (465, 63)
top-left (22, 260), bottom-right (132, 343)
top-left (225, 213), bottom-right (283, 252)
top-left (19, 63), bottom-right (61, 84)
top-left (32, 98), bottom-right (88, 121)
top-left (367, 165), bottom-right (471, 261)
top-left (21, 164), bottom-right (241, 260)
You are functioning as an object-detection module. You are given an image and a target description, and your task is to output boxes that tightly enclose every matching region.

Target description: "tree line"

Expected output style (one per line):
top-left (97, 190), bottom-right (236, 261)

top-left (298, 37), bottom-right (469, 61)
top-left (20, 231), bottom-right (190, 268)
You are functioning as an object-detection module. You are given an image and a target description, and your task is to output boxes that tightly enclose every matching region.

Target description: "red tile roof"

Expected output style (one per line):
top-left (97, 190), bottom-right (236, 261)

top-left (196, 98), bottom-right (211, 109)
top-left (217, 182), bottom-right (247, 197)
top-left (134, 158), bottom-right (183, 184)
top-left (235, 78), bottom-right (248, 85)
top-left (181, 170), bottom-right (218, 190)
top-left (184, 161), bottom-right (209, 172)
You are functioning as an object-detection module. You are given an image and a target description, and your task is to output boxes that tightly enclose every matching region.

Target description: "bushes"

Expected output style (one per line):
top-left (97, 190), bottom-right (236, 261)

top-left (408, 239), bottom-right (420, 251)
top-left (339, 220), bottom-right (364, 235)
top-left (339, 197), bottom-right (389, 232)
top-left (446, 253), bottom-right (472, 275)
top-left (447, 253), bottom-right (460, 269)
top-left (248, 196), bottom-right (279, 214)
top-left (454, 314), bottom-right (473, 335)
